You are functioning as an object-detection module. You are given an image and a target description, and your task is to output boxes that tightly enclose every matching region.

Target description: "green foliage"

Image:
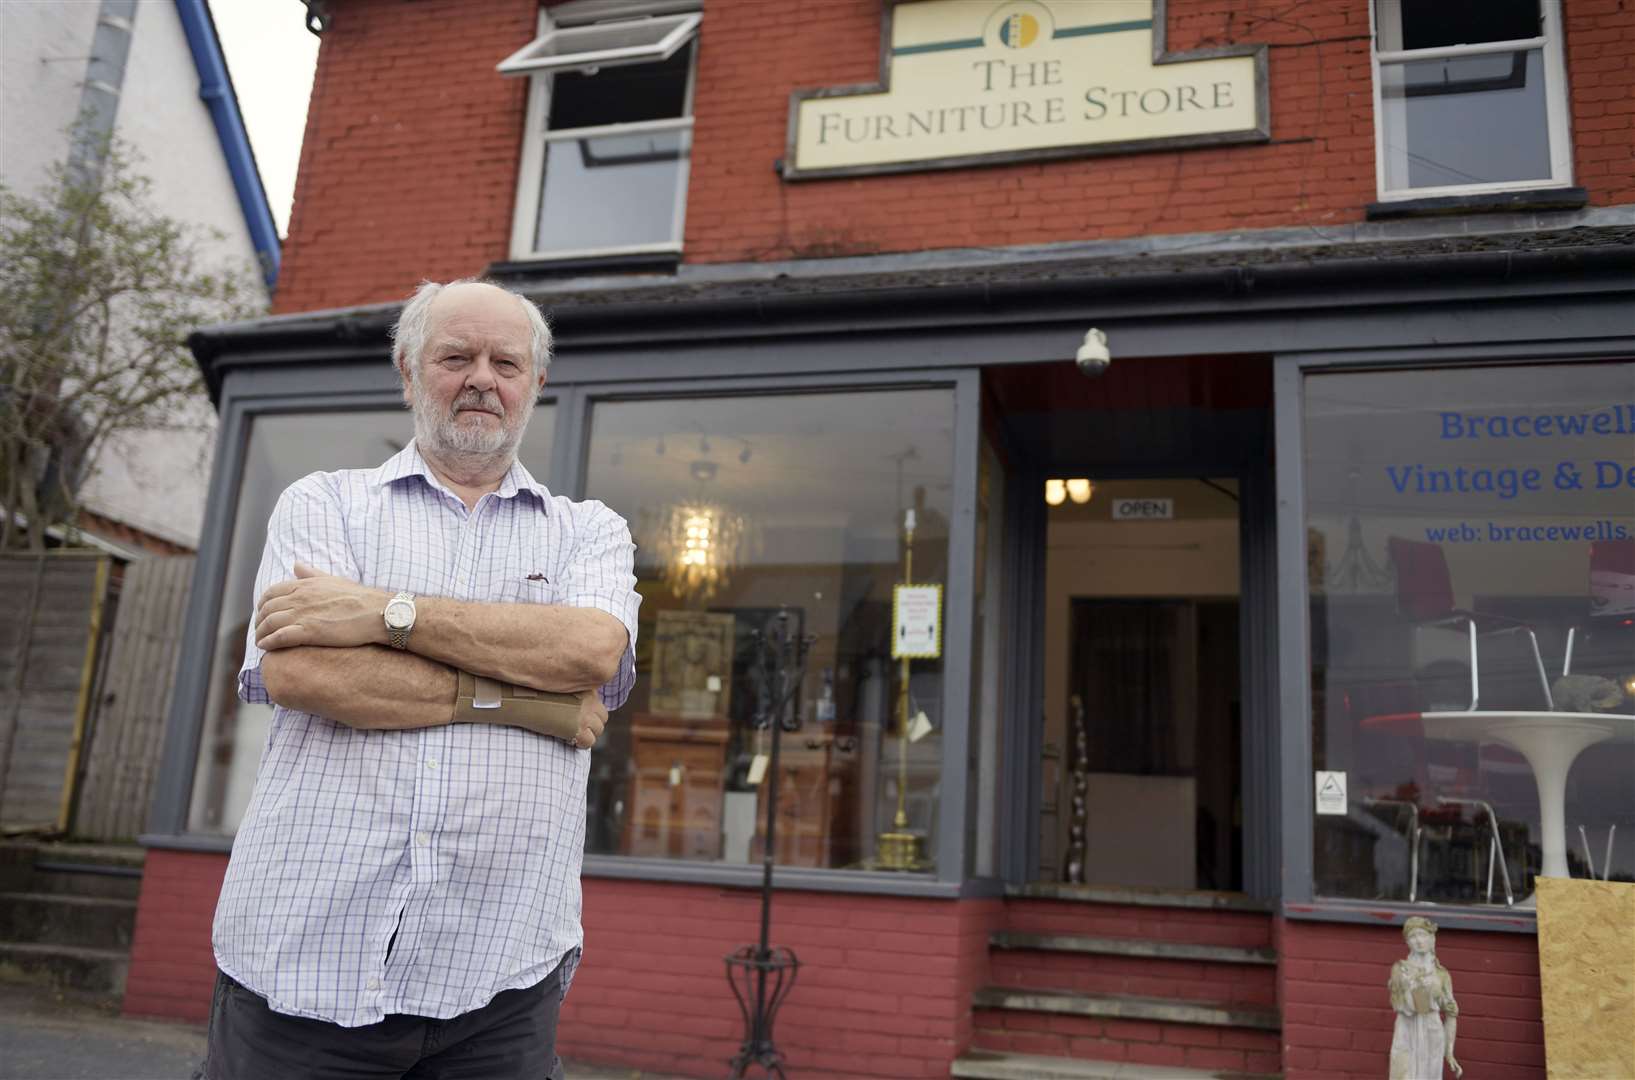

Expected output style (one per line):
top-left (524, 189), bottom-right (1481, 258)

top-left (0, 139), bottom-right (263, 550)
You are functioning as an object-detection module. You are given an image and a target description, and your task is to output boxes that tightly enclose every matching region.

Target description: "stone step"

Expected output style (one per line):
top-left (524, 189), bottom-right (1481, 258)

top-left (992, 931), bottom-right (1277, 966)
top-left (0, 941), bottom-right (128, 997)
top-left (0, 892), bottom-right (137, 950)
top-left (973, 987), bottom-right (1281, 1031)
top-left (952, 1049), bottom-right (1278, 1080)
top-left (25, 842), bottom-right (146, 870)
top-left (21, 863), bottom-right (142, 901)
top-left (0, 840), bottom-right (144, 900)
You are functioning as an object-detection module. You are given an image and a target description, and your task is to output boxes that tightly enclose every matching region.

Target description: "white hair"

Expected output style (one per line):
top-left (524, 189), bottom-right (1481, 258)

top-left (388, 277), bottom-right (552, 375)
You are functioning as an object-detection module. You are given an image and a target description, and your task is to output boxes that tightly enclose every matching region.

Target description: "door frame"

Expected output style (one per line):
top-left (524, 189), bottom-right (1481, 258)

top-left (998, 453), bottom-right (1281, 900)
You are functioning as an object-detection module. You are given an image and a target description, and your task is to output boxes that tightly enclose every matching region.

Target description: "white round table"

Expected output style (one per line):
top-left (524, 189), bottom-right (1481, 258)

top-left (1417, 710), bottom-right (1635, 883)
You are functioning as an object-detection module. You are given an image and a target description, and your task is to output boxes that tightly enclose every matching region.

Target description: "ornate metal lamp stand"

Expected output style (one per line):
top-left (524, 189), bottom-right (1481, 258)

top-left (726, 609), bottom-right (811, 1079)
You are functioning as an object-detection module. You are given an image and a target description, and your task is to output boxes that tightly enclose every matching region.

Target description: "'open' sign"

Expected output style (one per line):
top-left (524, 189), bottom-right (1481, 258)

top-left (1112, 498), bottom-right (1174, 520)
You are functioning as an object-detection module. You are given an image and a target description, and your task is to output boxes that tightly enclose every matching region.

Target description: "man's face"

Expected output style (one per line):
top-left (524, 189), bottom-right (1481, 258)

top-left (403, 284), bottom-right (543, 464)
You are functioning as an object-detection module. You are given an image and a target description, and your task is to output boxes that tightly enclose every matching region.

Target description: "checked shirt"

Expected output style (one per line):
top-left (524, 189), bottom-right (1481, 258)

top-left (213, 441), bottom-right (640, 1027)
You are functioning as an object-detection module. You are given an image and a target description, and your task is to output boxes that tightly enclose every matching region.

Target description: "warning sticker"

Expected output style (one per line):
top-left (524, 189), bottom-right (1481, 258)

top-left (1315, 771), bottom-right (1348, 815)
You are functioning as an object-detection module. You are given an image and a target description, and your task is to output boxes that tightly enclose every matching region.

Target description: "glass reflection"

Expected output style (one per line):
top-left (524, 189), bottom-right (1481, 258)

top-left (535, 128), bottom-right (689, 253)
top-left (1380, 50), bottom-right (1551, 191)
top-left (1304, 363), bottom-right (1634, 903)
top-left (582, 390), bottom-right (956, 871)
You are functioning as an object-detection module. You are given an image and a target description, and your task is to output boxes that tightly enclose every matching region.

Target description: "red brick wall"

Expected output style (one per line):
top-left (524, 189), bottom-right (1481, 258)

top-left (1564, 0), bottom-right (1635, 205)
top-left (1278, 918), bottom-right (1545, 1080)
top-left (271, 0), bottom-right (537, 315)
top-left (123, 849), bottom-right (228, 1023)
top-left (559, 880), bottom-right (1001, 1078)
top-left (122, 854), bottom-right (1003, 1078)
top-left (273, 0), bottom-right (1635, 311)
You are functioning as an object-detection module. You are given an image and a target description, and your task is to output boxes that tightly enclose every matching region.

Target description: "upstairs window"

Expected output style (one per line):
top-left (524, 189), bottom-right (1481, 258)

top-left (499, 4), bottom-right (699, 261)
top-left (1371, 0), bottom-right (1572, 200)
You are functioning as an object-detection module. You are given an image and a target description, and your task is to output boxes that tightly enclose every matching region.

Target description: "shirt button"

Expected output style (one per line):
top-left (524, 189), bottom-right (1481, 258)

top-left (415, 831), bottom-right (430, 847)
top-left (366, 977), bottom-right (380, 991)
top-left (426, 758), bottom-right (438, 770)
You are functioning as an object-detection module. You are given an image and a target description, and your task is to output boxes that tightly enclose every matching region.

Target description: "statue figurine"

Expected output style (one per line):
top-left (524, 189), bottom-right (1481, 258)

top-left (1388, 917), bottom-right (1462, 1080)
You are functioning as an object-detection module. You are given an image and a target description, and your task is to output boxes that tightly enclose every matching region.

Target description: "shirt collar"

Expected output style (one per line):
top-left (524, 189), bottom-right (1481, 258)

top-left (371, 440), bottom-right (552, 508)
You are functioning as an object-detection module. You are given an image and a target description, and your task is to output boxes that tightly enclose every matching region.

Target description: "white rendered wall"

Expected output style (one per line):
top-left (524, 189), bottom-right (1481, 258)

top-left (3, 1), bottom-right (270, 549)
top-left (0, 1), bottom-right (99, 196)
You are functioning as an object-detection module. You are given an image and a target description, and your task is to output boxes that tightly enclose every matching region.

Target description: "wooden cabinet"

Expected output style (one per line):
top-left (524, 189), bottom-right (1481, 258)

top-left (625, 722), bottom-right (727, 860)
top-left (753, 737), bottom-right (853, 868)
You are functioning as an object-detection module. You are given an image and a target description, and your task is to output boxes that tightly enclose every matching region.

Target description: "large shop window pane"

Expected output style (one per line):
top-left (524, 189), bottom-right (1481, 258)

top-left (1379, 50), bottom-right (1552, 191)
top-left (1304, 363), bottom-right (1634, 904)
top-left (186, 406), bottom-right (556, 835)
top-left (582, 390), bottom-right (956, 872)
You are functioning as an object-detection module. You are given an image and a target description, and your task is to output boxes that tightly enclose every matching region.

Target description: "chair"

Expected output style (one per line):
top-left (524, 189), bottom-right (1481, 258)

top-left (1387, 536), bottom-right (1554, 710)
top-left (1358, 711), bottom-right (1519, 906)
top-left (1564, 538), bottom-right (1635, 675)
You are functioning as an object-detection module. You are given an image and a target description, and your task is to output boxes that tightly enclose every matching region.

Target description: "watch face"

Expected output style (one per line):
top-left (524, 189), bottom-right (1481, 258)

top-left (385, 600), bottom-right (414, 629)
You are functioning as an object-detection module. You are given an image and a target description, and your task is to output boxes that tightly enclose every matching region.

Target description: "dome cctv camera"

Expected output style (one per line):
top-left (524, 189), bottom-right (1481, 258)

top-left (1075, 328), bottom-right (1111, 376)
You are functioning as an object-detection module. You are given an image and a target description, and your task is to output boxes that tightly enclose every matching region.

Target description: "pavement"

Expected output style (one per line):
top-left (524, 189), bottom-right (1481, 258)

top-left (0, 981), bottom-right (205, 1080)
top-left (0, 980), bottom-right (676, 1080)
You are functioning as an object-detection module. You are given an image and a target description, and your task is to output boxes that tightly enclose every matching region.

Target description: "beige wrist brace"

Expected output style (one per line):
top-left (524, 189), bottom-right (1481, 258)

top-left (454, 670), bottom-right (581, 742)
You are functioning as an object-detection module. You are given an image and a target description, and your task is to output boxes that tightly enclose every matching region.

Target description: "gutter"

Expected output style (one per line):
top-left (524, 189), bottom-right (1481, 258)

top-left (173, 0), bottom-right (281, 289)
top-left (187, 240), bottom-right (1635, 403)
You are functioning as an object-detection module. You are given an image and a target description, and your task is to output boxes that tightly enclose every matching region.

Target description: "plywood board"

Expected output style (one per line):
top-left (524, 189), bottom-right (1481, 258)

top-left (1537, 877), bottom-right (1635, 1080)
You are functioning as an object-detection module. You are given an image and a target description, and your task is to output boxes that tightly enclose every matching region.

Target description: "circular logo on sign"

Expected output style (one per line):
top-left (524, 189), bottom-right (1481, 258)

top-left (986, 2), bottom-right (1053, 50)
top-left (1000, 12), bottom-right (1039, 47)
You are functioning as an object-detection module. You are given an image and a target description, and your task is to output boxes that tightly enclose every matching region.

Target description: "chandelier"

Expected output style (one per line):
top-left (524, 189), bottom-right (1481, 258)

top-left (647, 490), bottom-right (753, 603)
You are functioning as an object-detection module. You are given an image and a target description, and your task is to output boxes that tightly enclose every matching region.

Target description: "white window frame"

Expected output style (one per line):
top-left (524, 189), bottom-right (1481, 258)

top-left (497, 12), bottom-right (699, 77)
top-left (1369, 0), bottom-right (1573, 201)
top-left (503, 8), bottom-right (699, 262)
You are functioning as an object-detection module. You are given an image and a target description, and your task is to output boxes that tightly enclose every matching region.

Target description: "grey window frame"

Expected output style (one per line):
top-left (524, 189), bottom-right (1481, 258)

top-left (147, 361), bottom-right (983, 899)
top-left (146, 362), bottom-right (570, 852)
top-left (1273, 338), bottom-right (1635, 934)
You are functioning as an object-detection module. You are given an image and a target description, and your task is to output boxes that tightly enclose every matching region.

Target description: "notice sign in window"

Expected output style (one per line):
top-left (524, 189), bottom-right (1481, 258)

top-left (893, 584), bottom-right (943, 658)
top-left (1315, 771), bottom-right (1347, 815)
top-left (1113, 497), bottom-right (1174, 520)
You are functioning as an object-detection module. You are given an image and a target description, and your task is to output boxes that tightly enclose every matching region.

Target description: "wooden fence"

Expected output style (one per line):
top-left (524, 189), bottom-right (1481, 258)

top-left (0, 553), bottom-right (113, 832)
top-left (75, 555), bottom-right (195, 841)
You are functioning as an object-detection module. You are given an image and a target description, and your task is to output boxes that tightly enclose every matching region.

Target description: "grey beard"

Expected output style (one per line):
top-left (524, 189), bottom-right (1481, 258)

top-left (410, 388), bottom-right (534, 471)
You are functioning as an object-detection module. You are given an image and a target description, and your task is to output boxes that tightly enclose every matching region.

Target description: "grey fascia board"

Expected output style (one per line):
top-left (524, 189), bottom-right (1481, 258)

top-left (189, 243), bottom-right (1635, 400)
top-left (780, 0), bottom-right (1270, 181)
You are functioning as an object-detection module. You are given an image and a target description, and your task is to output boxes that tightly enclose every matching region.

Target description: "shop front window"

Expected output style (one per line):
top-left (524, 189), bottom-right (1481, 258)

top-left (1304, 362), bottom-right (1634, 904)
top-left (581, 389), bottom-right (956, 872)
top-left (187, 405), bottom-right (556, 835)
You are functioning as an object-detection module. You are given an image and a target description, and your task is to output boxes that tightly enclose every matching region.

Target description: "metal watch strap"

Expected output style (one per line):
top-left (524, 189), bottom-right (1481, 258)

top-left (387, 591), bottom-right (414, 650)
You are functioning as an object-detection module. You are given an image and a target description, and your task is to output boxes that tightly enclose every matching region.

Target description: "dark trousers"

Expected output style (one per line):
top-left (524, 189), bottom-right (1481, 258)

top-left (196, 964), bottom-right (565, 1080)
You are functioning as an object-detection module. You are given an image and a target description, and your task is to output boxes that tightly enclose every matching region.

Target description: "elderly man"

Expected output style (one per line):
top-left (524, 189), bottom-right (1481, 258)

top-left (198, 279), bottom-right (640, 1080)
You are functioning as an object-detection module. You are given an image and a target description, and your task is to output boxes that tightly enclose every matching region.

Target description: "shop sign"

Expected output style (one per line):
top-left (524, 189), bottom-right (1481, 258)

top-left (785, 0), bottom-right (1268, 180)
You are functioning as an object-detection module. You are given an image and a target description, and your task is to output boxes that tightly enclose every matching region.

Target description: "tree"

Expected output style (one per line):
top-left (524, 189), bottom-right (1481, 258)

top-left (0, 138), bottom-right (262, 551)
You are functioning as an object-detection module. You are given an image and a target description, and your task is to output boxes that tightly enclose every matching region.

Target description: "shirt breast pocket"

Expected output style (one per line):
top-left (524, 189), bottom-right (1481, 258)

top-left (493, 575), bottom-right (559, 606)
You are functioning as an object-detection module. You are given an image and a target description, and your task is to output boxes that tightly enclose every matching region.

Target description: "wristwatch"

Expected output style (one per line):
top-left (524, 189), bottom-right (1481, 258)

top-left (384, 591), bottom-right (417, 649)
